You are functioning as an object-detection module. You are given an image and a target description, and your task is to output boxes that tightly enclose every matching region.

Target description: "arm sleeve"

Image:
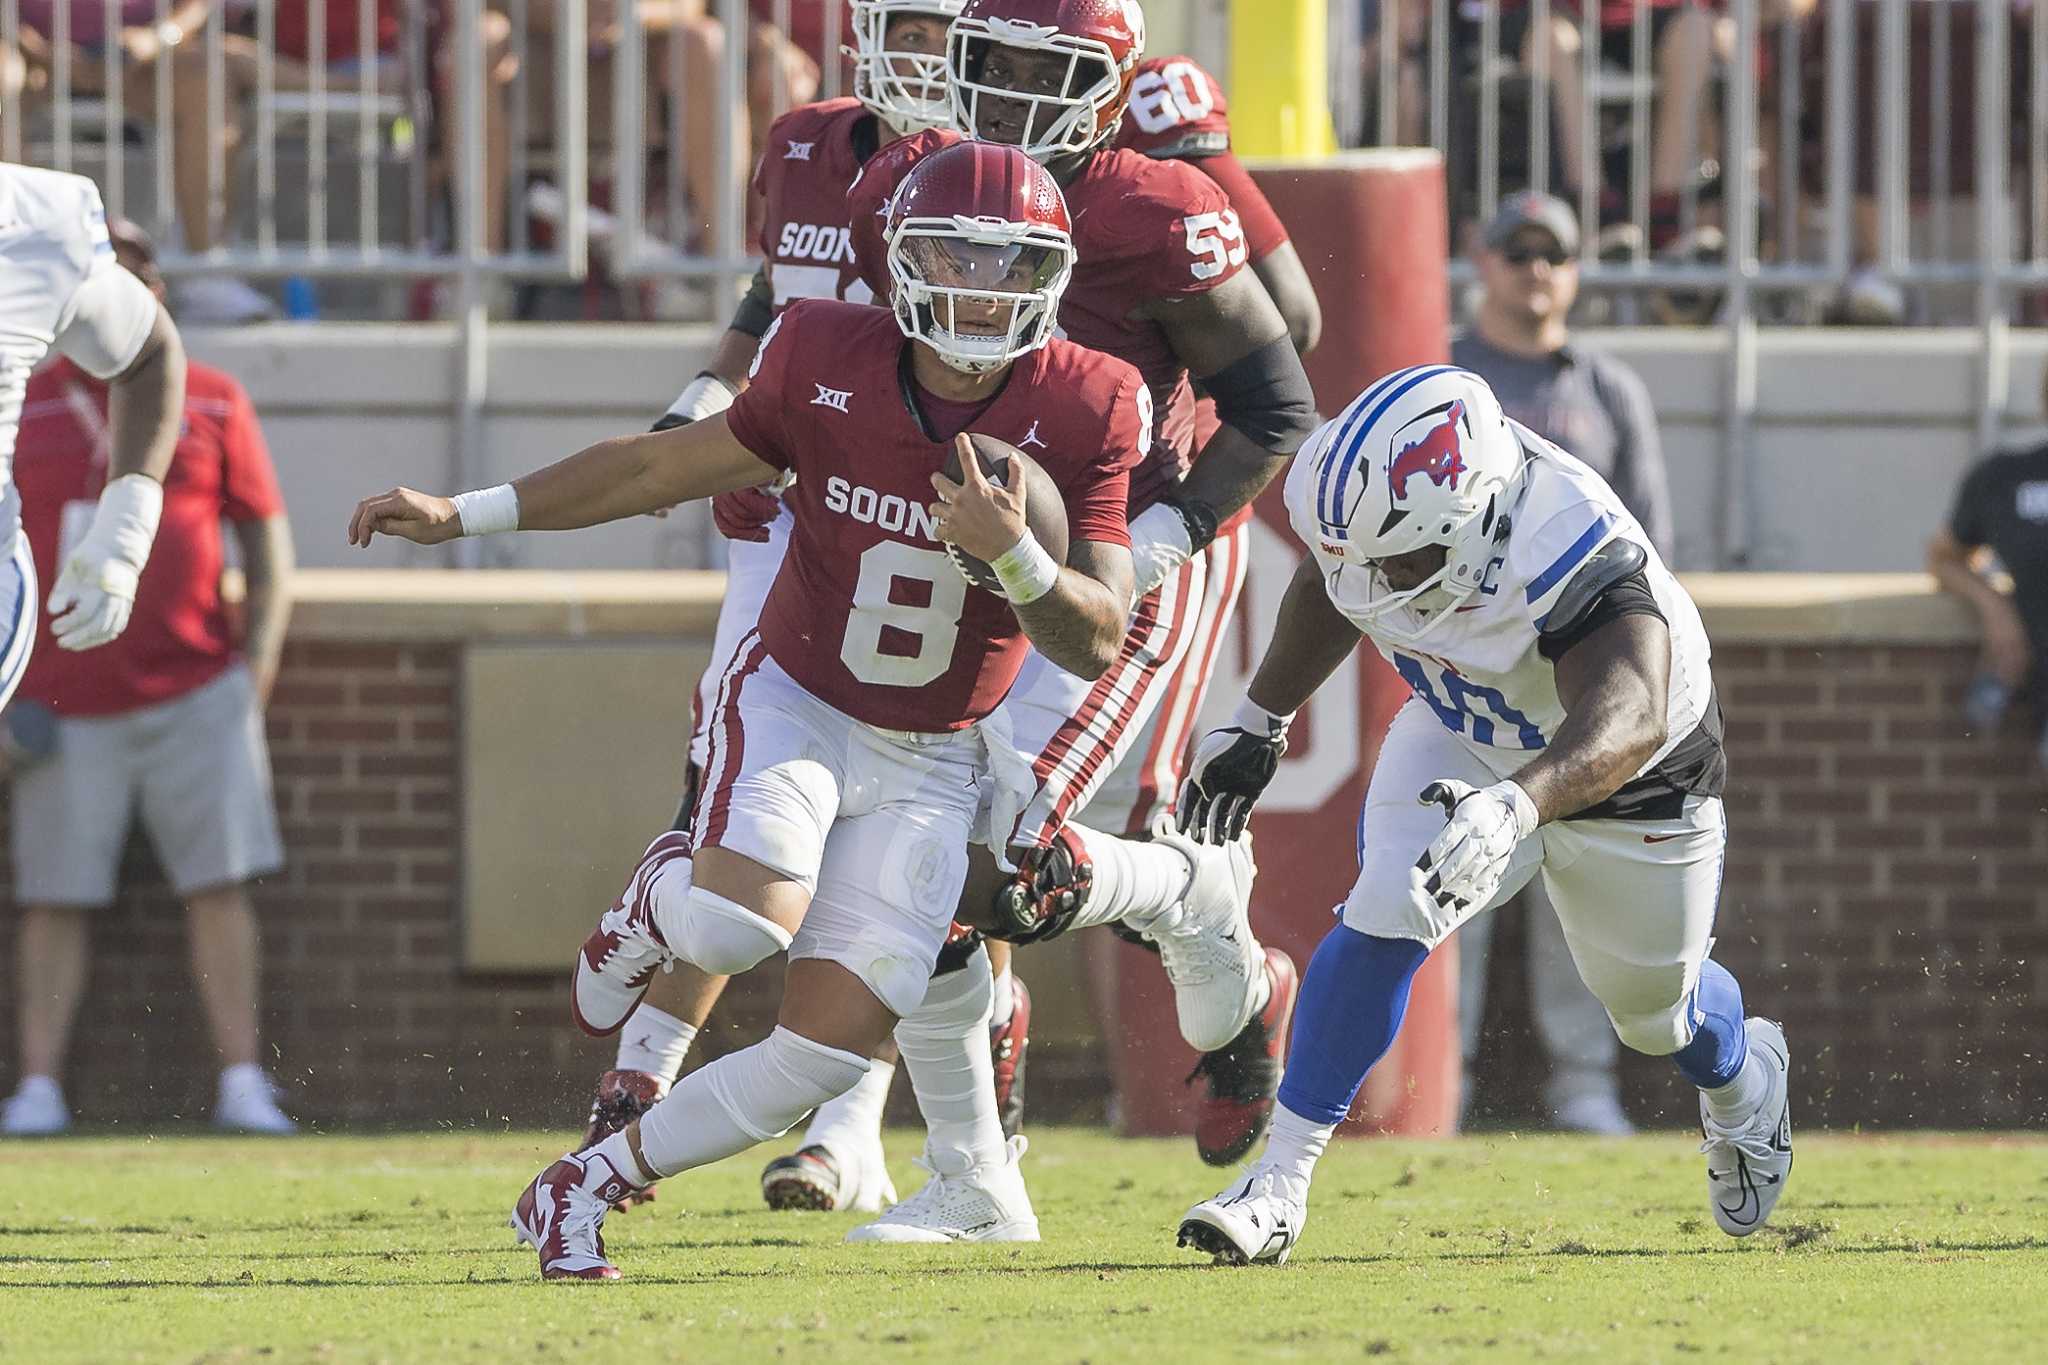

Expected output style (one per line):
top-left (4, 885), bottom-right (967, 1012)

top-left (51, 189), bottom-right (159, 380)
top-left (220, 380), bottom-right (286, 522)
top-left (1595, 358), bottom-right (1675, 561)
top-left (721, 307), bottom-right (800, 473)
top-left (1537, 565), bottom-right (1665, 662)
top-left (1948, 457), bottom-right (1996, 546)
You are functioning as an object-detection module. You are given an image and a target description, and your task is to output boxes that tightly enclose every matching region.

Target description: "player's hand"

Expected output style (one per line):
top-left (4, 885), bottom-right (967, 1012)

top-left (1413, 779), bottom-right (1538, 915)
top-left (47, 473), bottom-right (161, 653)
top-left (1177, 703), bottom-right (1291, 843)
top-left (1127, 500), bottom-right (1194, 597)
top-left (348, 487), bottom-right (462, 548)
top-left (711, 486), bottom-right (782, 542)
top-left (931, 433), bottom-right (1028, 563)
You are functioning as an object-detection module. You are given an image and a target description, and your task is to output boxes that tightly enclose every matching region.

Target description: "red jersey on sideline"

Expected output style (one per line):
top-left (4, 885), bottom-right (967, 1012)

top-left (16, 358), bottom-right (284, 716)
top-left (724, 300), bottom-right (1143, 732)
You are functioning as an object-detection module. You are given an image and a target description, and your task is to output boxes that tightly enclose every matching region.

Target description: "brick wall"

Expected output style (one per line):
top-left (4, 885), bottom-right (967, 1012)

top-left (3, 635), bottom-right (2043, 1131)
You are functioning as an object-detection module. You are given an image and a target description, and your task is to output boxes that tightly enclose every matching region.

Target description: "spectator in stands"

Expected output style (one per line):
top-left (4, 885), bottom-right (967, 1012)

top-left (0, 219), bottom-right (297, 1137)
top-left (1450, 190), bottom-right (1676, 1135)
top-left (1928, 366), bottom-right (2048, 767)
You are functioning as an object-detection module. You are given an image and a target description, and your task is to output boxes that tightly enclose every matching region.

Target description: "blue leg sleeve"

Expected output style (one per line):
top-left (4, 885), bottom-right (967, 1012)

top-left (1672, 958), bottom-right (1748, 1090)
top-left (1273, 924), bottom-right (1431, 1125)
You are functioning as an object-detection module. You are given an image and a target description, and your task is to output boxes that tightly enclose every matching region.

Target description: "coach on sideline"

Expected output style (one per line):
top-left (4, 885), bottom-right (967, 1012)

top-left (1450, 190), bottom-right (1677, 1137)
top-left (2, 220), bottom-right (297, 1137)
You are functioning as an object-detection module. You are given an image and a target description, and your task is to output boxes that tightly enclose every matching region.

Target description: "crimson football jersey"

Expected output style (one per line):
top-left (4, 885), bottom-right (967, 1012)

top-left (724, 299), bottom-right (1145, 733)
top-left (753, 98), bottom-right (887, 308)
top-left (850, 130), bottom-right (1248, 515)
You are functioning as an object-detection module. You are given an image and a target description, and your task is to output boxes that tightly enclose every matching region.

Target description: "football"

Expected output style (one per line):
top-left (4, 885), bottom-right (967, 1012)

top-left (942, 432), bottom-right (1072, 594)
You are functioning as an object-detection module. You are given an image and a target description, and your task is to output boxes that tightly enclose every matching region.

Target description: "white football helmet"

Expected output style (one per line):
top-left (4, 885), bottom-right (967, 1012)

top-left (1296, 365), bottom-right (1525, 645)
top-left (849, 0), bottom-right (968, 136)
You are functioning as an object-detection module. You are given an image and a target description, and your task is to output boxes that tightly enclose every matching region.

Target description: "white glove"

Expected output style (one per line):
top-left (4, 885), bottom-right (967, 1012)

top-left (1413, 778), bottom-right (1538, 915)
top-left (47, 473), bottom-right (162, 652)
top-left (1127, 500), bottom-right (1193, 598)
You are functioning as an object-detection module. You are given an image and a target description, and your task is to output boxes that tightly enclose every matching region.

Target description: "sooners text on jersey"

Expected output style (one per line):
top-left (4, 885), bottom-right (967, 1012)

top-left (755, 98), bottom-right (883, 308)
top-left (723, 299), bottom-right (1145, 732)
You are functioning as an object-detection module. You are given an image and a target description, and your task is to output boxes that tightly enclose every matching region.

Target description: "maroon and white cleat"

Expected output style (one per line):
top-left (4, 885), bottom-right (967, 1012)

top-left (991, 977), bottom-right (1032, 1140)
top-left (511, 1149), bottom-right (642, 1280)
top-left (580, 1070), bottom-right (668, 1210)
top-left (1189, 947), bottom-right (1299, 1168)
top-left (570, 832), bottom-right (693, 1036)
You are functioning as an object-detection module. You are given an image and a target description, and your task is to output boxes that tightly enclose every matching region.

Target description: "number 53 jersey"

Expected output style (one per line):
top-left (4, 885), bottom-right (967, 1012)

top-left (1287, 427), bottom-right (1726, 821)
top-left (722, 299), bottom-right (1146, 734)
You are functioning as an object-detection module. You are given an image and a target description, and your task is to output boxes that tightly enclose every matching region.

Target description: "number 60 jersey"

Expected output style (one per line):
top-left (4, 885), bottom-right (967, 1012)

top-left (723, 298), bottom-right (1147, 734)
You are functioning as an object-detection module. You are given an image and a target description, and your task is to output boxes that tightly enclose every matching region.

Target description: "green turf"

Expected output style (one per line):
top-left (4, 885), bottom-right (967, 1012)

top-left (4, 1128), bottom-right (2045, 1363)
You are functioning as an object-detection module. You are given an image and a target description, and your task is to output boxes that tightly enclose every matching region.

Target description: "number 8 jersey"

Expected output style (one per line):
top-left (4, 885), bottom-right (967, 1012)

top-left (723, 299), bottom-right (1146, 733)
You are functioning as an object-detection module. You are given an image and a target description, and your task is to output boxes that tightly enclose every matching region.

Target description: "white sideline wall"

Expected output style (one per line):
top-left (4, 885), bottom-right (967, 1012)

top-left (184, 324), bottom-right (2048, 573)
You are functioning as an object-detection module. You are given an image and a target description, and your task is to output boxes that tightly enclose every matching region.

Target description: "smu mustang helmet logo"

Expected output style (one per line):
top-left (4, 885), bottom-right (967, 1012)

top-left (1387, 400), bottom-right (1468, 502)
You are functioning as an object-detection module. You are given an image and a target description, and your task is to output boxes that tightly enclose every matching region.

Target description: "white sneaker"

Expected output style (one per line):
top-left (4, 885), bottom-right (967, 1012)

top-left (174, 276), bottom-right (279, 325)
top-left (1146, 831), bottom-right (1264, 1053)
top-left (1700, 1018), bottom-right (1792, 1237)
top-left (1550, 1091), bottom-right (1636, 1136)
top-left (845, 1135), bottom-right (1039, 1244)
top-left (215, 1066), bottom-right (298, 1134)
top-left (571, 832), bottom-right (692, 1036)
top-left (760, 1139), bottom-right (898, 1213)
top-left (1, 1075), bottom-right (70, 1136)
top-left (1177, 1167), bottom-right (1305, 1265)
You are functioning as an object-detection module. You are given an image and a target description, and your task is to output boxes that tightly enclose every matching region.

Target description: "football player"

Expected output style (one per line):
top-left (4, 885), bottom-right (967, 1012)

top-left (351, 142), bottom-right (1147, 1280)
top-left (572, 0), bottom-right (973, 1218)
top-left (0, 162), bottom-right (186, 697)
top-left (1174, 366), bottom-right (1792, 1266)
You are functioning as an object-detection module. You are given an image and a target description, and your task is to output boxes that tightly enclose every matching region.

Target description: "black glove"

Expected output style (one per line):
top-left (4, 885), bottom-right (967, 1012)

top-left (1175, 702), bottom-right (1291, 844)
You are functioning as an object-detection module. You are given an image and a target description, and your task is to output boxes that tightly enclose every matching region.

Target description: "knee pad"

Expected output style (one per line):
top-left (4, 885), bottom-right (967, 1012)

top-left (703, 1025), bottom-right (871, 1142)
top-left (670, 885), bottom-right (793, 976)
top-left (1607, 1005), bottom-right (1691, 1057)
top-left (987, 827), bottom-right (1093, 945)
top-left (901, 943), bottom-right (992, 1038)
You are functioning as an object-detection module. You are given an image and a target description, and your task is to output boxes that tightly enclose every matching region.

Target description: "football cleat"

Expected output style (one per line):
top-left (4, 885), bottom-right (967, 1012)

top-left (1188, 946), bottom-right (1298, 1167)
top-left (580, 1070), bottom-right (669, 1210)
top-left (845, 1135), bottom-right (1039, 1244)
top-left (1177, 1168), bottom-right (1306, 1266)
top-left (991, 976), bottom-right (1032, 1140)
top-left (1146, 831), bottom-right (1265, 1053)
top-left (1701, 1017), bottom-right (1793, 1237)
top-left (511, 1149), bottom-right (641, 1280)
top-left (570, 832), bottom-right (692, 1036)
top-left (0, 1076), bottom-right (70, 1136)
top-left (760, 1140), bottom-right (898, 1213)
top-left (213, 1068), bottom-right (298, 1135)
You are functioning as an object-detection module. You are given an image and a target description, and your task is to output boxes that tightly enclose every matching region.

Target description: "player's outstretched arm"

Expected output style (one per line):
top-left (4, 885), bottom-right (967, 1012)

top-left (347, 414), bottom-right (780, 548)
top-left (1511, 612), bottom-right (1672, 824)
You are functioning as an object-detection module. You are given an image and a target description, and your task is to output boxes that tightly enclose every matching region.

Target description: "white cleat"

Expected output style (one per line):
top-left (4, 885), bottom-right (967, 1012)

top-left (1550, 1091), bottom-right (1636, 1137)
top-left (214, 1068), bottom-right (298, 1134)
top-left (1, 1076), bottom-right (70, 1136)
top-left (571, 832), bottom-right (692, 1036)
top-left (845, 1135), bottom-right (1039, 1244)
top-left (1146, 831), bottom-right (1265, 1053)
top-left (1177, 1168), bottom-right (1305, 1266)
top-left (760, 1140), bottom-right (898, 1213)
top-left (1701, 1017), bottom-right (1793, 1237)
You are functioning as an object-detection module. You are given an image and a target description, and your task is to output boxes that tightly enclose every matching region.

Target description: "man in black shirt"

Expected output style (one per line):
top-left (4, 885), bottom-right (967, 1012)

top-left (1929, 369), bottom-right (2048, 763)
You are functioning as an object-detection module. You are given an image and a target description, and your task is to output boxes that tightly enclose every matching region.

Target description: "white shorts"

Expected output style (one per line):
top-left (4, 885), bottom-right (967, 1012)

top-left (690, 631), bottom-right (992, 1011)
top-left (0, 535), bottom-right (37, 714)
top-left (998, 522), bottom-right (1249, 852)
top-left (688, 503), bottom-right (793, 773)
top-left (1345, 697), bottom-right (1726, 1056)
top-left (12, 664), bottom-right (285, 905)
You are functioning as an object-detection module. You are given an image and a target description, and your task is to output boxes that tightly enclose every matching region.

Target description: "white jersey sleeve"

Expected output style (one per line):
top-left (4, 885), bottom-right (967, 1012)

top-left (50, 187), bottom-right (158, 379)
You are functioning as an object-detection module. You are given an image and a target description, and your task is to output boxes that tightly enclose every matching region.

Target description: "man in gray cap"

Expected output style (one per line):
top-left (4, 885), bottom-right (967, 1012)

top-left (1451, 190), bottom-right (1676, 1137)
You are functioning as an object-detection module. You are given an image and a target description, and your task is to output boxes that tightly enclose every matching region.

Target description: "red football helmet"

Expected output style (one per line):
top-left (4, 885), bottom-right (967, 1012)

top-left (884, 140), bottom-right (1076, 373)
top-left (947, 0), bottom-right (1147, 162)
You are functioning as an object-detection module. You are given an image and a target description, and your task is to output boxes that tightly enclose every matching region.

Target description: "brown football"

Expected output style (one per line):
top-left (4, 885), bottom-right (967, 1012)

top-left (942, 433), bottom-right (1071, 594)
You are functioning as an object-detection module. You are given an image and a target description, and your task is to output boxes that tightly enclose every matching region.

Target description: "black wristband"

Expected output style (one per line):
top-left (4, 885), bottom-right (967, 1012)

top-left (1165, 493), bottom-right (1220, 553)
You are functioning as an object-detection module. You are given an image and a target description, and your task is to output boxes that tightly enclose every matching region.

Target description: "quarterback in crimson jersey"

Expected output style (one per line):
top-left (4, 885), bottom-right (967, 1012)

top-left (350, 143), bottom-right (1146, 1280)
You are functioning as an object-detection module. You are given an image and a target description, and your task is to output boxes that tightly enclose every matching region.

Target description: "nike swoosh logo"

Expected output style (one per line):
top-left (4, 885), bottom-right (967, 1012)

top-left (1642, 832), bottom-right (1684, 844)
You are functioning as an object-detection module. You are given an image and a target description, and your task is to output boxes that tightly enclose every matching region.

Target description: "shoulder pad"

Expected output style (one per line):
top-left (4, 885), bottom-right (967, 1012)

top-left (1543, 539), bottom-right (1648, 635)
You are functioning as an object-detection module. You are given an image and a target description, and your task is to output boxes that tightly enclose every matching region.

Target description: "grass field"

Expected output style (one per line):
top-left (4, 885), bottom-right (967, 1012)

top-left (4, 1128), bottom-right (2045, 1363)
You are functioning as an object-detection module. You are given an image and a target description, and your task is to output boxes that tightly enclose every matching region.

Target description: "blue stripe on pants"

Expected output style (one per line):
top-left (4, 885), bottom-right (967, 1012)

top-left (0, 536), bottom-right (40, 713)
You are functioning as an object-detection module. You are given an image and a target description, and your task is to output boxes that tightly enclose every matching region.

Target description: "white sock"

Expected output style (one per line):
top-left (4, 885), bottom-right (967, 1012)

top-left (14, 1074), bottom-right (61, 1101)
top-left (1061, 825), bottom-right (1190, 933)
top-left (614, 1004), bottom-right (698, 1083)
top-left (634, 1025), bottom-right (869, 1179)
top-left (895, 945), bottom-right (1006, 1168)
top-left (220, 1062), bottom-right (266, 1093)
top-left (1701, 1044), bottom-right (1770, 1126)
top-left (588, 1129), bottom-right (655, 1188)
top-left (990, 966), bottom-right (1016, 1029)
top-left (1263, 1103), bottom-right (1334, 1201)
top-left (799, 1057), bottom-right (894, 1153)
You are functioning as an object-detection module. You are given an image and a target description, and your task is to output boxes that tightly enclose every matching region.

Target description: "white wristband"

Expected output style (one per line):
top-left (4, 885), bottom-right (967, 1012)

top-left (665, 372), bottom-right (737, 425)
top-left (450, 483), bottom-right (520, 537)
top-left (1232, 696), bottom-right (1294, 741)
top-left (85, 473), bottom-right (165, 572)
top-left (989, 531), bottom-right (1060, 605)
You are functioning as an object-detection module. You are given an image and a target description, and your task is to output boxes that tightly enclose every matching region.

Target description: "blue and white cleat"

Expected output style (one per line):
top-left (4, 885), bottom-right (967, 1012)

top-left (1701, 1017), bottom-right (1793, 1237)
top-left (1176, 1168), bottom-right (1305, 1265)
